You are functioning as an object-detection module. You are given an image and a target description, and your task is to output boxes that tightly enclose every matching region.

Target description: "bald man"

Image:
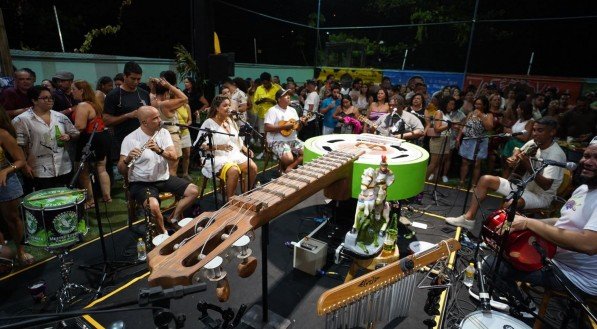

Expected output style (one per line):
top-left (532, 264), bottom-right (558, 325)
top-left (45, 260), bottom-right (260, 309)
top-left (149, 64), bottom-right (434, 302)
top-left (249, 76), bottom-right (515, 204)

top-left (118, 106), bottom-right (199, 235)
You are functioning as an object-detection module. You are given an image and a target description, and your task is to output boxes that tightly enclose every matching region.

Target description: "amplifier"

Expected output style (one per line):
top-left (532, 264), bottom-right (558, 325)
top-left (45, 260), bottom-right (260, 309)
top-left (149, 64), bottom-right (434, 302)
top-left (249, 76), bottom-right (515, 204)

top-left (293, 238), bottom-right (327, 276)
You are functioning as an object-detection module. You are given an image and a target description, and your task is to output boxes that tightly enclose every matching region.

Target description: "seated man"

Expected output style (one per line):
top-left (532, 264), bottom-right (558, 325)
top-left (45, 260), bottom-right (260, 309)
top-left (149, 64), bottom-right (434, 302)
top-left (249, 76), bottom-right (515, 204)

top-left (488, 141), bottom-right (597, 314)
top-left (370, 95), bottom-right (424, 141)
top-left (446, 117), bottom-right (566, 230)
top-left (264, 89), bottom-right (307, 173)
top-left (118, 106), bottom-right (199, 235)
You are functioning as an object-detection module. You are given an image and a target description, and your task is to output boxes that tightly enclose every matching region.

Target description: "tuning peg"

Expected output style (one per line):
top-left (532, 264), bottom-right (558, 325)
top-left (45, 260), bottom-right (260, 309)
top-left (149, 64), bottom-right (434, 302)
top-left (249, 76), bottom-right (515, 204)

top-left (233, 235), bottom-right (257, 278)
top-left (204, 256), bottom-right (230, 302)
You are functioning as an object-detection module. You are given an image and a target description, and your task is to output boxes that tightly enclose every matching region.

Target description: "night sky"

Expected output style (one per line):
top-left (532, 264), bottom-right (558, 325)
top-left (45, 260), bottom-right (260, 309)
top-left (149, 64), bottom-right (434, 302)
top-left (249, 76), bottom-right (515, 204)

top-left (2, 0), bottom-right (596, 77)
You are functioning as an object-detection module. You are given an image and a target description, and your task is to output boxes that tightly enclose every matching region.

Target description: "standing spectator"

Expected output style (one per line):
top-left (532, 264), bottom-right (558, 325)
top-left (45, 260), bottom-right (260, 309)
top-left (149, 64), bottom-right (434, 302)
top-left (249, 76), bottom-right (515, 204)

top-left (531, 93), bottom-right (545, 120)
top-left (41, 79), bottom-right (55, 93)
top-left (0, 106), bottom-right (33, 265)
top-left (113, 73), bottom-right (124, 89)
top-left (0, 69), bottom-right (33, 118)
top-left (183, 77), bottom-right (209, 139)
top-left (223, 78), bottom-right (248, 128)
top-left (459, 90), bottom-right (475, 115)
top-left (299, 79), bottom-right (320, 142)
top-left (333, 95), bottom-right (360, 134)
top-left (104, 62), bottom-right (150, 149)
top-left (442, 99), bottom-right (467, 183)
top-left (559, 96), bottom-right (597, 162)
top-left (355, 83), bottom-right (369, 114)
top-left (12, 86), bottom-right (79, 192)
top-left (320, 84), bottom-right (341, 135)
top-left (72, 80), bottom-right (112, 206)
top-left (426, 96), bottom-right (454, 182)
top-left (380, 76), bottom-right (392, 91)
top-left (366, 89), bottom-right (390, 124)
top-left (152, 77), bottom-right (188, 177)
top-left (456, 96), bottom-right (494, 186)
top-left (486, 93), bottom-right (505, 175)
top-left (51, 71), bottom-right (78, 118)
top-left (95, 76), bottom-right (114, 110)
top-left (500, 101), bottom-right (534, 179)
top-left (319, 74), bottom-right (335, 100)
top-left (349, 78), bottom-right (362, 103)
top-left (253, 72), bottom-right (280, 158)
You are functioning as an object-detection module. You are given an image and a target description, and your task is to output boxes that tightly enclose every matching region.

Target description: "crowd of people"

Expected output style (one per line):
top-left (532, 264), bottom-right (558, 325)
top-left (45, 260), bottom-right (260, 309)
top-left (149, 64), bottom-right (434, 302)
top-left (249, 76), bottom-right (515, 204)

top-left (0, 62), bottom-right (596, 306)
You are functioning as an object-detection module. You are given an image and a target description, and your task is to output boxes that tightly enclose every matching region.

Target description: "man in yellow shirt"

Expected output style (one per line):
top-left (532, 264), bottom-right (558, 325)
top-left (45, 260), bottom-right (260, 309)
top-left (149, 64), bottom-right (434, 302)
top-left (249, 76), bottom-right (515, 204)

top-left (253, 72), bottom-right (280, 159)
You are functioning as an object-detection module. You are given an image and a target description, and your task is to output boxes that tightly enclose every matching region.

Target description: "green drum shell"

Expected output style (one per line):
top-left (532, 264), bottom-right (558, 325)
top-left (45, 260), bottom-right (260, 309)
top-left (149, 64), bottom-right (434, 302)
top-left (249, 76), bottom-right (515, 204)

top-left (303, 135), bottom-right (428, 200)
top-left (22, 188), bottom-right (88, 248)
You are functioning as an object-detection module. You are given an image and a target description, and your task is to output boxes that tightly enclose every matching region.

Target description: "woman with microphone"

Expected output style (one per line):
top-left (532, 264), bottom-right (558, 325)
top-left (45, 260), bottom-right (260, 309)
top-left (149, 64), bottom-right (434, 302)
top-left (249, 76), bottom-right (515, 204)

top-left (199, 95), bottom-right (257, 198)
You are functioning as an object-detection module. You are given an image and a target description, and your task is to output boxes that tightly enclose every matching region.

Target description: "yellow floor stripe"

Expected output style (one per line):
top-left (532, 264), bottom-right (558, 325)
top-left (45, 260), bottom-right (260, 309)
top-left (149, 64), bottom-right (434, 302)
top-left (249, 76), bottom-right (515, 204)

top-left (82, 272), bottom-right (150, 328)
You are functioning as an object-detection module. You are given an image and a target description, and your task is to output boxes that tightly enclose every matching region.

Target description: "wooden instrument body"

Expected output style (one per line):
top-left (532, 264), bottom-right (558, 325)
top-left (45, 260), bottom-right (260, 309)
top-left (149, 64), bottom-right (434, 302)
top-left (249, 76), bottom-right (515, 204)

top-left (508, 143), bottom-right (538, 181)
top-left (304, 134), bottom-right (428, 200)
top-left (355, 114), bottom-right (390, 136)
top-left (482, 209), bottom-right (556, 272)
top-left (279, 111), bottom-right (314, 137)
top-left (317, 238), bottom-right (461, 315)
top-left (148, 148), bottom-right (365, 287)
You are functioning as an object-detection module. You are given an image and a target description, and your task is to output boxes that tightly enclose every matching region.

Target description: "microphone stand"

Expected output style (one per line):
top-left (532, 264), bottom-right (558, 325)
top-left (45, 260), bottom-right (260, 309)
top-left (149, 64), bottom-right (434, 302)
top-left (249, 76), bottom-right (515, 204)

top-left (235, 113), bottom-right (263, 191)
top-left (75, 124), bottom-right (137, 300)
top-left (188, 126), bottom-right (235, 209)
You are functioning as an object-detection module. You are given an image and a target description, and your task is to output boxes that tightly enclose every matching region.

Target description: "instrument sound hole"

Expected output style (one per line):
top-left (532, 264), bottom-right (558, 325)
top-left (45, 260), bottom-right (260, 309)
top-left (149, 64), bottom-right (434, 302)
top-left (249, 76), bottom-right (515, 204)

top-left (327, 139), bottom-right (345, 143)
top-left (390, 145), bottom-right (407, 152)
top-left (182, 224), bottom-right (238, 267)
top-left (322, 146), bottom-right (332, 152)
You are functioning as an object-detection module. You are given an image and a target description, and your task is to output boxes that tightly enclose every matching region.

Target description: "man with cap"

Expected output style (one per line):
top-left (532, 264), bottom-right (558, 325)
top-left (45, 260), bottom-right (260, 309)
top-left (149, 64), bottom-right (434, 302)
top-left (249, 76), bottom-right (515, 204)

top-left (264, 89), bottom-right (306, 173)
top-left (51, 71), bottom-right (78, 118)
top-left (253, 72), bottom-right (280, 158)
top-left (299, 79), bottom-right (320, 141)
top-left (0, 69), bottom-right (34, 118)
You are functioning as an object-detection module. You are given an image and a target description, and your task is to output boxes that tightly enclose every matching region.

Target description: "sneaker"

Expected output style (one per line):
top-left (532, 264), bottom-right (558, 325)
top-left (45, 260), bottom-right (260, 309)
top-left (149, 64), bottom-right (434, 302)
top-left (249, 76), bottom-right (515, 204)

top-left (427, 174), bottom-right (434, 181)
top-left (445, 215), bottom-right (475, 230)
top-left (442, 176), bottom-right (449, 183)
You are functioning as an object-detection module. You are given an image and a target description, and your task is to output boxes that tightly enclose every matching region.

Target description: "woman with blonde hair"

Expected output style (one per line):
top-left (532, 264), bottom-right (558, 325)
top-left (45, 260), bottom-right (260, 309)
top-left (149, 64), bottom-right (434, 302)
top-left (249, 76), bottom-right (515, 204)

top-left (199, 96), bottom-right (257, 198)
top-left (72, 80), bottom-right (112, 206)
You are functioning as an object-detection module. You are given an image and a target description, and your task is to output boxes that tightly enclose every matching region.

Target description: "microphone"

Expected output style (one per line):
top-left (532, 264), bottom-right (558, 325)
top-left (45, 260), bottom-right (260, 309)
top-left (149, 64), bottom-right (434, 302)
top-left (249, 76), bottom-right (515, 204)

top-left (411, 111), bottom-right (426, 120)
top-left (502, 130), bottom-right (527, 137)
top-left (531, 157), bottom-right (578, 171)
top-left (162, 121), bottom-right (192, 129)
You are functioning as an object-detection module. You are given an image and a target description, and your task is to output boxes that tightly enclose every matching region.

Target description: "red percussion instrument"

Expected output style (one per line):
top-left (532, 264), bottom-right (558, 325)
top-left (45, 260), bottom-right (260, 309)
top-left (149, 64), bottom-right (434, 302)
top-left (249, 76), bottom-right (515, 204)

top-left (482, 209), bottom-right (556, 272)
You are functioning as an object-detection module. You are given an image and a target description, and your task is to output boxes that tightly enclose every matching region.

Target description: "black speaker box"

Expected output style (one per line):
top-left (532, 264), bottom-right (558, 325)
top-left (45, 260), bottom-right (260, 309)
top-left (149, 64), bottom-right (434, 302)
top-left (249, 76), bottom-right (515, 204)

top-left (208, 53), bottom-right (235, 82)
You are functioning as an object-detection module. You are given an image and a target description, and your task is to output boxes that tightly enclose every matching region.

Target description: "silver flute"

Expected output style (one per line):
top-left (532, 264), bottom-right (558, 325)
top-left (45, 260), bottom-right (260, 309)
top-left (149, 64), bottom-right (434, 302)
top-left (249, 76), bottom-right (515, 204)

top-left (127, 130), bottom-right (160, 168)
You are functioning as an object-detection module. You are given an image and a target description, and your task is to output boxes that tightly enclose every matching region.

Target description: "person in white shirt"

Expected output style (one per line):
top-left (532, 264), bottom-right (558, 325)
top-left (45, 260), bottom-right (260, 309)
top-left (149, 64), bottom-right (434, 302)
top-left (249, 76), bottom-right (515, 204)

top-left (446, 117), bottom-right (566, 230)
top-left (299, 80), bottom-right (320, 141)
top-left (487, 141), bottom-right (597, 311)
top-left (119, 106), bottom-right (199, 235)
top-left (12, 86), bottom-right (79, 192)
top-left (264, 89), bottom-right (307, 173)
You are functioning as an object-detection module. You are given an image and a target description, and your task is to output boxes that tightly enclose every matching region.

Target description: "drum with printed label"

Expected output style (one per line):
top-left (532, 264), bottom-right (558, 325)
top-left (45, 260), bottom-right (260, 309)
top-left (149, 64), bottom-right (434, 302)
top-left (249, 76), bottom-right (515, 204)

top-left (22, 188), bottom-right (88, 248)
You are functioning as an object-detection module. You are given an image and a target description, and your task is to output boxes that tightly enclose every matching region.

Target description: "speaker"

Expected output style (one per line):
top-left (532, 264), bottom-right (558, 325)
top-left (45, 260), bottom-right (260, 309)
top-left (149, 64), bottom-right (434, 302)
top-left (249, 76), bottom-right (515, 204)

top-left (208, 53), bottom-right (235, 82)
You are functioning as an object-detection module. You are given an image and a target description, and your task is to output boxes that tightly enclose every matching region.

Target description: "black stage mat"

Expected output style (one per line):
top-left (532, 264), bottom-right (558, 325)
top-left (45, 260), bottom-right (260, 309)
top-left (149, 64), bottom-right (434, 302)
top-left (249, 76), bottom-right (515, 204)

top-left (1, 180), bottom-right (510, 329)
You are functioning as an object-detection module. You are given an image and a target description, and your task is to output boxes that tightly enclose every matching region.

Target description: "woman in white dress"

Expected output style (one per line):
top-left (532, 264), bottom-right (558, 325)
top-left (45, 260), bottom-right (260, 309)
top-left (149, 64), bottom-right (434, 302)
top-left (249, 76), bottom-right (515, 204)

top-left (199, 95), bottom-right (257, 198)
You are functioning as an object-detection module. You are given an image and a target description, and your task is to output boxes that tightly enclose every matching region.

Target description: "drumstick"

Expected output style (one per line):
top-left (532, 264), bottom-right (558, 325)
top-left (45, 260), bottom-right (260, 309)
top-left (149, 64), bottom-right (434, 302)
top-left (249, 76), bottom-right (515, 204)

top-left (27, 189), bottom-right (86, 202)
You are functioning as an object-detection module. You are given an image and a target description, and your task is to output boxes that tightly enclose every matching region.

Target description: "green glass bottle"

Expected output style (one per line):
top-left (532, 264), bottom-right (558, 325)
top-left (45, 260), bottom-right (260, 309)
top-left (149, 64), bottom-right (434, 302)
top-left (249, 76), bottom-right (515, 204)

top-left (383, 213), bottom-right (398, 253)
top-left (55, 125), bottom-right (64, 147)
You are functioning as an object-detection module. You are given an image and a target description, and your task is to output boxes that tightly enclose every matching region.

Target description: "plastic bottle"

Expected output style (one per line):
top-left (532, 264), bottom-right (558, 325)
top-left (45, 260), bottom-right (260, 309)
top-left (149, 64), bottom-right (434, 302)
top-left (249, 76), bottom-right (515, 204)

top-left (54, 125), bottom-right (64, 147)
top-left (463, 262), bottom-right (475, 287)
top-left (137, 238), bottom-right (147, 261)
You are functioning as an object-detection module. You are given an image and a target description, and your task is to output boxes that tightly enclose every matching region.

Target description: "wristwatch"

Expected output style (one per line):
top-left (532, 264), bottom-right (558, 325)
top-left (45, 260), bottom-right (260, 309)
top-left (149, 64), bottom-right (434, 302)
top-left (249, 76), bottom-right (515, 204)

top-left (157, 148), bottom-right (164, 155)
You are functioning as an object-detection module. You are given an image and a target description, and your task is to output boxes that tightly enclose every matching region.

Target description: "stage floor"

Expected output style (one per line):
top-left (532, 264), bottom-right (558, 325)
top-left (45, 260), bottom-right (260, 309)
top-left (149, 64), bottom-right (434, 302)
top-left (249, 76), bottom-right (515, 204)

top-left (2, 174), bottom-right (540, 329)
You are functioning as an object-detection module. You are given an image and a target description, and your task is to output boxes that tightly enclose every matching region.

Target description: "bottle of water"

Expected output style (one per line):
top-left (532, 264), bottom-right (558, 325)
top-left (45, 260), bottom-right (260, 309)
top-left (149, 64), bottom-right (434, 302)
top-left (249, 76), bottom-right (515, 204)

top-left (137, 238), bottom-right (147, 261)
top-left (463, 262), bottom-right (475, 287)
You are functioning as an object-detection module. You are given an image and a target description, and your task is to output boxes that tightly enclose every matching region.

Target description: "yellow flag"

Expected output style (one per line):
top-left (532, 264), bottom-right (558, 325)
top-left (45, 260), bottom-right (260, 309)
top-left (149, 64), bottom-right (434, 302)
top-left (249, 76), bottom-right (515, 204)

top-left (214, 32), bottom-right (221, 54)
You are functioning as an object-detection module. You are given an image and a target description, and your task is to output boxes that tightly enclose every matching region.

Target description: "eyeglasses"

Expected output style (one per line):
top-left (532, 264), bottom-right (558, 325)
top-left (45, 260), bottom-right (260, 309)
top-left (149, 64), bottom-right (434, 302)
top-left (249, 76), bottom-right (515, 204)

top-left (38, 97), bottom-right (54, 102)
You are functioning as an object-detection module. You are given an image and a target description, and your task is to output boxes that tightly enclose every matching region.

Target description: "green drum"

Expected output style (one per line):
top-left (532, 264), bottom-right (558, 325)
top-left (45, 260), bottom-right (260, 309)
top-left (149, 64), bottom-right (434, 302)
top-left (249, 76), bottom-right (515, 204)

top-left (22, 188), bottom-right (88, 248)
top-left (303, 134), bottom-right (429, 200)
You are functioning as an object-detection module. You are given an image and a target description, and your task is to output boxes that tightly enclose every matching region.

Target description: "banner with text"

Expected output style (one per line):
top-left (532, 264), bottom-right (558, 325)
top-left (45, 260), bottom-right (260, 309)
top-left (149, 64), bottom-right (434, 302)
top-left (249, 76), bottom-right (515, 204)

top-left (382, 70), bottom-right (464, 96)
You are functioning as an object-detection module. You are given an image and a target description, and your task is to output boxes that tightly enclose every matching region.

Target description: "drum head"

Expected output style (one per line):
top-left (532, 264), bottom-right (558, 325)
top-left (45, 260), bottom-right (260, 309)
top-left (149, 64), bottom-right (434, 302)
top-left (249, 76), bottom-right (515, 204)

top-left (460, 311), bottom-right (531, 329)
top-left (23, 188), bottom-right (85, 210)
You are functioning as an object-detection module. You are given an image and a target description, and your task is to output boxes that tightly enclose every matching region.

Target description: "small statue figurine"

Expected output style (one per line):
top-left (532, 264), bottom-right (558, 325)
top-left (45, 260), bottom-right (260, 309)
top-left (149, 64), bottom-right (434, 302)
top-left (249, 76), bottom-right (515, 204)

top-left (344, 155), bottom-right (395, 257)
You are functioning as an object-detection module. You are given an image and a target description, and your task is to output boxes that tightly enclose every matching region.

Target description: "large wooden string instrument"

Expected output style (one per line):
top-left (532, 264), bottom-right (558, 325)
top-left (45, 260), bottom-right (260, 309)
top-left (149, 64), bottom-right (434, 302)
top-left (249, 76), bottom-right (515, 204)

top-left (508, 142), bottom-right (538, 182)
top-left (147, 147), bottom-right (367, 294)
top-left (317, 238), bottom-right (460, 329)
top-left (355, 114), bottom-right (390, 136)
